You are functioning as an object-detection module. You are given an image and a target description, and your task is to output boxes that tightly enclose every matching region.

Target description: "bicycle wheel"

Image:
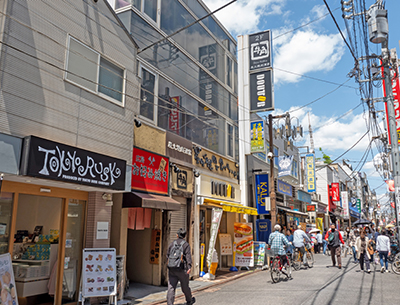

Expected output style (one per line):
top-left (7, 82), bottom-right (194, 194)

top-left (270, 258), bottom-right (280, 283)
top-left (286, 256), bottom-right (292, 279)
top-left (292, 249), bottom-right (301, 271)
top-left (306, 251), bottom-right (314, 268)
top-left (391, 259), bottom-right (400, 275)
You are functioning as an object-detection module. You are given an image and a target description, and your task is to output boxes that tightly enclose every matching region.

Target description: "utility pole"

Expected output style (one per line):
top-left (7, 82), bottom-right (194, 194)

top-left (268, 114), bottom-right (277, 229)
top-left (367, 1), bottom-right (400, 243)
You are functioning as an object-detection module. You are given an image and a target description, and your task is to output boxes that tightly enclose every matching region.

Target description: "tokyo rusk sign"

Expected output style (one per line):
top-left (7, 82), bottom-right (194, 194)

top-left (20, 136), bottom-right (126, 190)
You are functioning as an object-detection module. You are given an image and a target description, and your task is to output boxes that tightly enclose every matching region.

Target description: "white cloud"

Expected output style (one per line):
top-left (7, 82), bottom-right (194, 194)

top-left (202, 0), bottom-right (286, 35)
top-left (273, 30), bottom-right (345, 84)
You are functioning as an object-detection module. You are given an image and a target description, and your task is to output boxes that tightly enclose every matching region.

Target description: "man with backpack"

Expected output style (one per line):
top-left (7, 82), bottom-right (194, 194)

top-left (325, 223), bottom-right (345, 269)
top-left (167, 228), bottom-right (195, 305)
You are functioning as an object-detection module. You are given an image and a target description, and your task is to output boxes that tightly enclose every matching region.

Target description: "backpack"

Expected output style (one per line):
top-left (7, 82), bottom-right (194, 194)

top-left (328, 232), bottom-right (335, 243)
top-left (168, 240), bottom-right (186, 269)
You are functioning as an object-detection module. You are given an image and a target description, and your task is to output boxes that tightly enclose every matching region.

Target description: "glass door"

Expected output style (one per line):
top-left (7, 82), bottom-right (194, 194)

top-left (62, 199), bottom-right (86, 304)
top-left (0, 192), bottom-right (13, 254)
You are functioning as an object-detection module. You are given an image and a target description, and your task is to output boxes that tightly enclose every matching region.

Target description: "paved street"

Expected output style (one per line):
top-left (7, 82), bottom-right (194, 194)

top-left (174, 252), bottom-right (400, 305)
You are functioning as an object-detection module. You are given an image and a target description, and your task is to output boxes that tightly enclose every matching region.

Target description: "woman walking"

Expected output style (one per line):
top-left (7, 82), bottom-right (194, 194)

top-left (348, 227), bottom-right (358, 263)
top-left (355, 229), bottom-right (372, 273)
top-left (376, 230), bottom-right (391, 273)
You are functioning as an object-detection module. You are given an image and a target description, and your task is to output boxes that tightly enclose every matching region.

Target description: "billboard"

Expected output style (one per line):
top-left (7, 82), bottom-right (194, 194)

top-left (278, 155), bottom-right (293, 177)
top-left (249, 70), bottom-right (274, 112)
top-left (254, 174), bottom-right (270, 215)
top-left (249, 30), bottom-right (271, 71)
top-left (341, 191), bottom-right (349, 219)
top-left (250, 120), bottom-right (265, 152)
top-left (305, 153), bottom-right (316, 193)
top-left (382, 61), bottom-right (400, 145)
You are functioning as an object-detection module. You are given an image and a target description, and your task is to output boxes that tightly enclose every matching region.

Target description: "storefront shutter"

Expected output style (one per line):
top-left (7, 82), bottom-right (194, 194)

top-left (168, 197), bottom-right (187, 245)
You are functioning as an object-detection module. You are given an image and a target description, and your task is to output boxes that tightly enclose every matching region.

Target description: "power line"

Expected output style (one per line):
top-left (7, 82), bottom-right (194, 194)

top-left (323, 0), bottom-right (358, 63)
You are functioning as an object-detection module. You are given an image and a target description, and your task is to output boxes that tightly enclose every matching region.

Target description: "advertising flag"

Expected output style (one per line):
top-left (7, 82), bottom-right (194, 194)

top-left (206, 208), bottom-right (223, 269)
top-left (250, 121), bottom-right (265, 152)
top-left (278, 155), bottom-right (293, 177)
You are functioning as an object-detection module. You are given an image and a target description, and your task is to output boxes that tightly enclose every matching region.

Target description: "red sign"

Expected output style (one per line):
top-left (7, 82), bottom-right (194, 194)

top-left (330, 183), bottom-right (340, 201)
top-left (306, 205), bottom-right (316, 212)
top-left (169, 96), bottom-right (180, 135)
top-left (386, 180), bottom-right (395, 192)
top-left (131, 147), bottom-right (169, 195)
top-left (382, 62), bottom-right (400, 145)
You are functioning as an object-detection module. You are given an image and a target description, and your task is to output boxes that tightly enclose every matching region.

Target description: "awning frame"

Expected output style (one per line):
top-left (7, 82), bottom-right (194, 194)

top-left (202, 198), bottom-right (258, 215)
top-left (122, 191), bottom-right (181, 211)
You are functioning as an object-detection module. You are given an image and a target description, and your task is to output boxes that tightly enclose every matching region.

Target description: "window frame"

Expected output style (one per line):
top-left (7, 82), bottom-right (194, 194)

top-left (139, 63), bottom-right (159, 124)
top-left (227, 122), bottom-right (234, 157)
top-left (64, 36), bottom-right (126, 107)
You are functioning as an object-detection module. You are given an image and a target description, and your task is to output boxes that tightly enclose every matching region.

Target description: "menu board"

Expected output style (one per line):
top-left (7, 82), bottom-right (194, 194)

top-left (82, 248), bottom-right (116, 297)
top-left (0, 253), bottom-right (18, 305)
top-left (219, 234), bottom-right (232, 255)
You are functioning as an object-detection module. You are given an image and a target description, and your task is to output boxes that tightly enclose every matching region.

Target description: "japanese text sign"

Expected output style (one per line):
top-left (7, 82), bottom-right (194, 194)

top-left (255, 174), bottom-right (270, 215)
top-left (249, 30), bottom-right (271, 71)
top-left (250, 121), bottom-right (265, 153)
top-left (330, 183), bottom-right (340, 201)
top-left (131, 147), bottom-right (169, 195)
top-left (305, 154), bottom-right (316, 193)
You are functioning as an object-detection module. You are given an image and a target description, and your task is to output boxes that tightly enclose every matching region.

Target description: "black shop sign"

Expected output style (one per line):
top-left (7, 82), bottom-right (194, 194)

top-left (20, 136), bottom-right (126, 190)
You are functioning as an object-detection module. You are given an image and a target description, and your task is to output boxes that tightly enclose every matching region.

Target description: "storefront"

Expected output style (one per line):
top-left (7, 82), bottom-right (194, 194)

top-left (192, 147), bottom-right (244, 276)
top-left (122, 146), bottom-right (182, 286)
top-left (316, 202), bottom-right (329, 231)
top-left (0, 135), bottom-right (126, 305)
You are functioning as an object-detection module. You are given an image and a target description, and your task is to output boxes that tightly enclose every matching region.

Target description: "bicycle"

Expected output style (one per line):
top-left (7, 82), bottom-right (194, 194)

top-left (391, 253), bottom-right (400, 275)
top-left (292, 243), bottom-right (314, 269)
top-left (270, 253), bottom-right (292, 283)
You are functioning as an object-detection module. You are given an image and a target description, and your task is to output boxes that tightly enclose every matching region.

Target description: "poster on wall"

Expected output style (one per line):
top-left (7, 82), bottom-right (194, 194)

top-left (219, 234), bottom-right (233, 256)
top-left (206, 209), bottom-right (223, 269)
top-left (253, 242), bottom-right (266, 266)
top-left (0, 253), bottom-right (18, 305)
top-left (234, 223), bottom-right (254, 267)
top-left (82, 248), bottom-right (117, 298)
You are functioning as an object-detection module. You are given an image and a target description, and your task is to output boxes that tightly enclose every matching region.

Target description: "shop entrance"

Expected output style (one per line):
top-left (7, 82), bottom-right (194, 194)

top-left (0, 182), bottom-right (87, 305)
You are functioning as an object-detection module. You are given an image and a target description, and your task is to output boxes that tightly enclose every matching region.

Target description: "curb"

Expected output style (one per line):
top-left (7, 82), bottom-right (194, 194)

top-left (146, 269), bottom-right (262, 305)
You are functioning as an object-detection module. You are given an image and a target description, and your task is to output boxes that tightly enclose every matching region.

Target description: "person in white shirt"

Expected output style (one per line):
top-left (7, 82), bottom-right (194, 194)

top-left (316, 231), bottom-right (323, 253)
top-left (293, 225), bottom-right (311, 265)
top-left (376, 230), bottom-right (391, 273)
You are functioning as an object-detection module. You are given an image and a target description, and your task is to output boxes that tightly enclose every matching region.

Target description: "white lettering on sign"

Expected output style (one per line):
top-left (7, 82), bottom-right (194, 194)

top-left (37, 146), bottom-right (121, 186)
top-left (167, 141), bottom-right (192, 156)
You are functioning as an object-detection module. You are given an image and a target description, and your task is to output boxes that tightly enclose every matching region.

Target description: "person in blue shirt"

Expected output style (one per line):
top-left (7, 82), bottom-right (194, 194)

top-left (286, 229), bottom-right (294, 254)
top-left (268, 224), bottom-right (290, 274)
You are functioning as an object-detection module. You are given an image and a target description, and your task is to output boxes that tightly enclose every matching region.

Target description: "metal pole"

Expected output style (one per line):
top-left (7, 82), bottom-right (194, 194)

top-left (269, 114), bottom-right (277, 228)
top-left (382, 40), bottom-right (400, 243)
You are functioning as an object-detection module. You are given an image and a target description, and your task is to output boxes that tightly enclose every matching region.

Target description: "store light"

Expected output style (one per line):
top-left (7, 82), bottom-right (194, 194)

top-left (40, 188), bottom-right (51, 193)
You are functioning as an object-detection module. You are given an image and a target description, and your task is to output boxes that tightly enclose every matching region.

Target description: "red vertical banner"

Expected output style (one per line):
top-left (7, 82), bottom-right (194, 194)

top-left (382, 62), bottom-right (400, 145)
top-left (331, 183), bottom-right (340, 201)
top-left (169, 96), bottom-right (180, 135)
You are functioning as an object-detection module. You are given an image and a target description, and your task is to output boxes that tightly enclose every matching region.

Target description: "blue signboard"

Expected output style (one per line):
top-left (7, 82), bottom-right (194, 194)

top-left (297, 190), bottom-right (312, 204)
top-left (349, 197), bottom-right (360, 218)
top-left (256, 219), bottom-right (271, 244)
top-left (277, 180), bottom-right (292, 196)
top-left (255, 174), bottom-right (269, 215)
top-left (305, 153), bottom-right (316, 193)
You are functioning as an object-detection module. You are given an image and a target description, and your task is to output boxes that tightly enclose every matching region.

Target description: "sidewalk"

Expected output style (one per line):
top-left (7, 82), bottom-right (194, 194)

top-left (122, 268), bottom-right (261, 305)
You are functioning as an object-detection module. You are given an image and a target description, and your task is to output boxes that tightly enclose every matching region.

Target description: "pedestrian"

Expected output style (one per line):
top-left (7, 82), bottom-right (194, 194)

top-left (316, 230), bottom-right (323, 254)
top-left (293, 225), bottom-right (311, 267)
top-left (167, 228), bottom-right (195, 305)
top-left (322, 228), bottom-right (328, 255)
top-left (325, 224), bottom-right (345, 269)
top-left (348, 227), bottom-right (357, 262)
top-left (365, 227), bottom-right (373, 240)
top-left (376, 230), bottom-right (391, 273)
top-left (355, 229), bottom-right (372, 273)
top-left (286, 229), bottom-right (294, 254)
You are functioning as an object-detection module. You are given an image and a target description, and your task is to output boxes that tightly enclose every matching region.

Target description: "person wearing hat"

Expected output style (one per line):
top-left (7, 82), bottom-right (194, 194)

top-left (166, 228), bottom-right (195, 305)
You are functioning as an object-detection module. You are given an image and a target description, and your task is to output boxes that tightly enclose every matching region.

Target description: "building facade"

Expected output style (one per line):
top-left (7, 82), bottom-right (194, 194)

top-left (0, 0), bottom-right (140, 304)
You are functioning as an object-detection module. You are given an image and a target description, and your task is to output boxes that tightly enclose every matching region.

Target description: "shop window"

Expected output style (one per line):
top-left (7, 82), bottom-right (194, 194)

top-left (0, 193), bottom-right (13, 255)
top-left (227, 124), bottom-right (233, 157)
top-left (65, 37), bottom-right (125, 105)
top-left (226, 56), bottom-right (232, 88)
top-left (140, 68), bottom-right (156, 121)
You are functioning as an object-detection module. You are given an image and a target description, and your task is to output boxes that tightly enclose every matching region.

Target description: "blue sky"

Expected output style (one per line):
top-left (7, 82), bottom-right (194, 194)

top-left (203, 0), bottom-right (400, 203)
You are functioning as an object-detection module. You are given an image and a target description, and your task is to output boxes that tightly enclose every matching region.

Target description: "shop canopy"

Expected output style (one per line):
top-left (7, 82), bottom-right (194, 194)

top-left (277, 205), bottom-right (309, 217)
top-left (203, 198), bottom-right (258, 215)
top-left (123, 192), bottom-right (181, 211)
